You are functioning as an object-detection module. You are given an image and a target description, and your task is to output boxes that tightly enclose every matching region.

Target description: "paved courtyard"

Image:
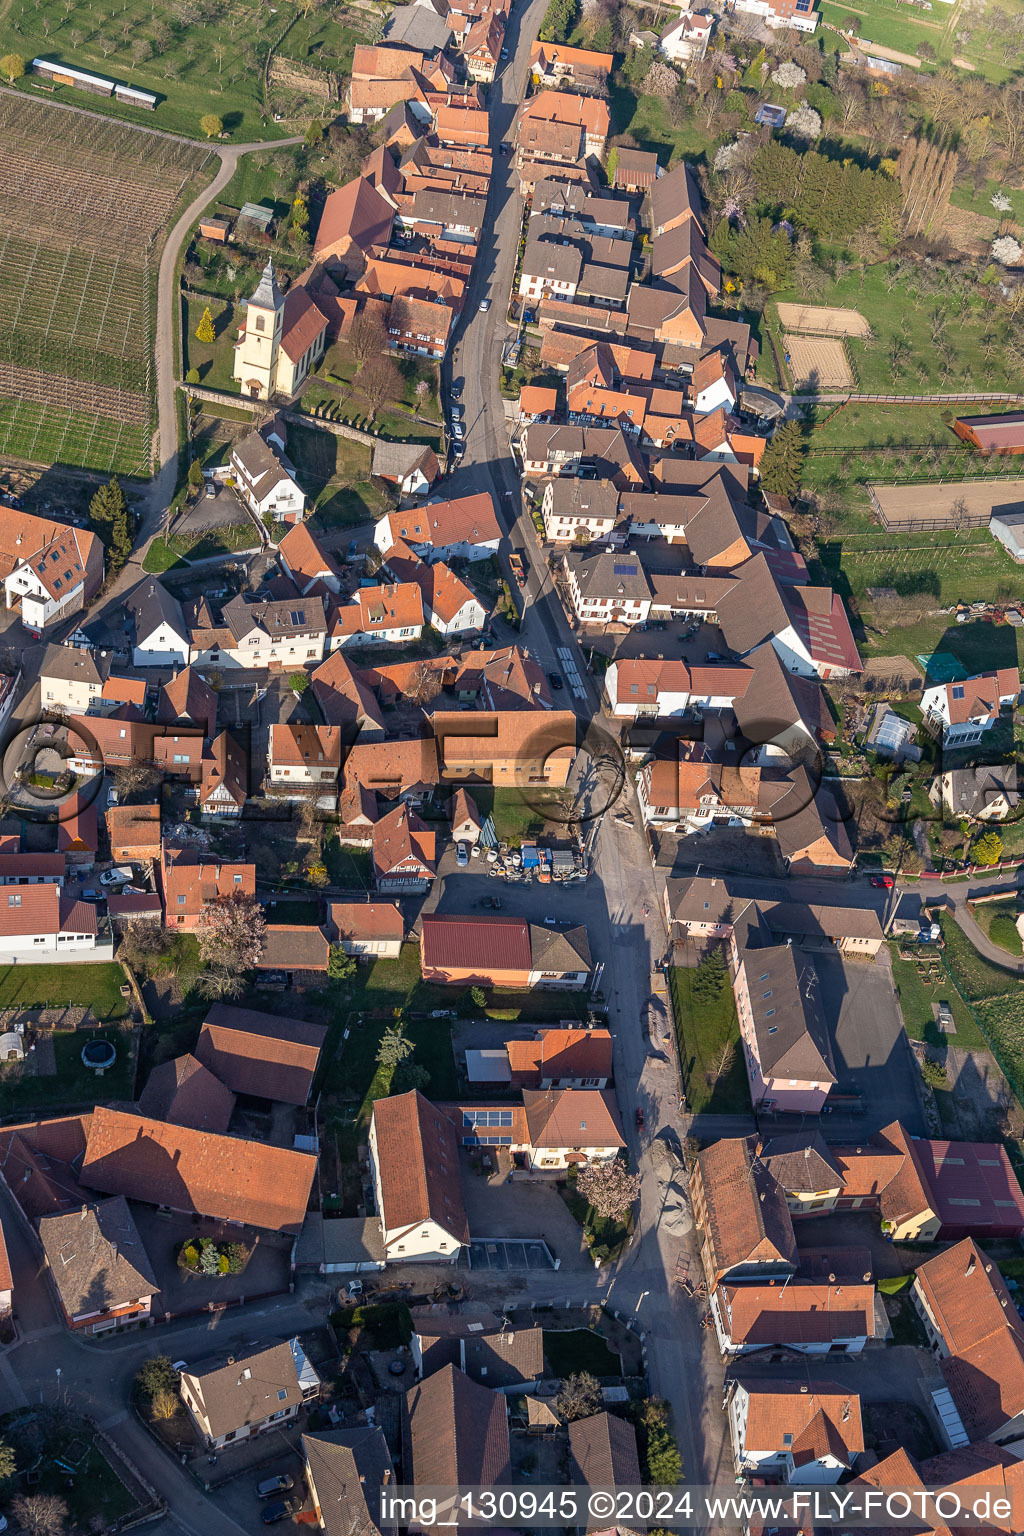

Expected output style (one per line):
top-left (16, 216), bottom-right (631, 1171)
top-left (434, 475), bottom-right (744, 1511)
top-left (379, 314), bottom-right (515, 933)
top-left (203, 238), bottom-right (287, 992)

top-left (458, 1152), bottom-right (593, 1272)
top-left (813, 952), bottom-right (927, 1135)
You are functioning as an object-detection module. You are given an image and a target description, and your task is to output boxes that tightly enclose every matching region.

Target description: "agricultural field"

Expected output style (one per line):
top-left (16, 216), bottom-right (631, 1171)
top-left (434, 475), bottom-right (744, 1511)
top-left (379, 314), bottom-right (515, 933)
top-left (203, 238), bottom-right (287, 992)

top-left (1, 0), bottom-right (374, 139)
top-left (819, 0), bottom-right (1024, 82)
top-left (0, 97), bottom-right (213, 475)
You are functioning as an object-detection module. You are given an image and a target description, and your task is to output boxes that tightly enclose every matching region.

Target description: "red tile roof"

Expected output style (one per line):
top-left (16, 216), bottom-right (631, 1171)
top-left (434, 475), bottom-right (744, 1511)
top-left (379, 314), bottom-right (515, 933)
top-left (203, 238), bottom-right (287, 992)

top-left (407, 1365), bottom-right (511, 1484)
top-left (783, 587), bottom-right (862, 674)
top-left (278, 522), bottom-right (339, 593)
top-left (81, 1107), bottom-right (316, 1233)
top-left (422, 913), bottom-right (532, 973)
top-left (718, 1282), bottom-right (878, 1346)
top-left (372, 1090), bottom-right (469, 1241)
top-left (382, 492), bottom-right (500, 551)
top-left (160, 844), bottom-right (256, 918)
top-left (522, 1088), bottom-right (624, 1149)
top-left (195, 1004), bottom-right (327, 1106)
top-left (137, 1052), bottom-right (236, 1132)
top-left (329, 901), bottom-right (404, 942)
top-left (372, 803), bottom-right (437, 881)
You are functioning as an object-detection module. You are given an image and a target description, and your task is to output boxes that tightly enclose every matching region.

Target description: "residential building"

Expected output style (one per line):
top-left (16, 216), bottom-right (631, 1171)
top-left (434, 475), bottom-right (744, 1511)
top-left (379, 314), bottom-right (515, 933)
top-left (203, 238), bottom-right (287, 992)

top-left (431, 708), bottom-right (577, 786)
top-left (313, 176), bottom-right (395, 279)
top-left (137, 1052), bottom-right (236, 1133)
top-left (612, 148), bottom-right (658, 193)
top-left (605, 658), bottom-right (751, 719)
top-left (727, 1381), bottom-right (864, 1483)
top-left (37, 1197), bottom-right (157, 1335)
top-left (659, 10), bottom-right (713, 64)
top-left (127, 581), bottom-right (190, 668)
top-left (507, 1028), bottom-right (613, 1088)
top-left (912, 1239), bottom-right (1024, 1446)
top-left (449, 786), bottom-right (482, 844)
top-left (518, 233), bottom-right (582, 303)
top-left (199, 730), bottom-right (248, 818)
top-left (232, 262), bottom-right (329, 401)
top-left (230, 429), bottom-right (307, 524)
top-left (372, 803), bottom-right (437, 891)
top-left (938, 764), bottom-right (1020, 823)
top-left (712, 1279), bottom-right (882, 1356)
top-left (381, 547), bottom-right (487, 636)
top-left (278, 522), bottom-right (341, 595)
top-left (158, 666), bottom-right (217, 738)
top-left (203, 592), bottom-right (328, 669)
top-left (731, 0), bottom-right (818, 29)
top-left (521, 1087), bottom-right (624, 1169)
top-left (370, 440), bottom-right (440, 497)
top-left (732, 932), bottom-right (836, 1114)
top-left (542, 478), bottom-right (619, 543)
top-left (268, 724), bottom-right (342, 797)
top-left (180, 1339), bottom-right (320, 1449)
top-left (374, 492), bottom-right (501, 562)
top-left (529, 40), bottom-right (614, 87)
top-left (0, 885), bottom-right (110, 964)
top-left (515, 91), bottom-right (610, 158)
top-left (406, 1365), bottom-right (510, 1487)
top-left (0, 852), bottom-right (65, 887)
top-left (561, 548), bottom-right (652, 627)
top-left (39, 644), bottom-right (106, 714)
top-left (0, 1222), bottom-right (10, 1318)
top-left (328, 901), bottom-right (404, 959)
top-left (421, 913), bottom-right (592, 989)
top-left (159, 844), bottom-right (256, 930)
top-left (921, 669), bottom-right (1020, 747)
top-left (195, 1004), bottom-right (327, 1107)
top-left (0, 509), bottom-right (102, 633)
top-left (80, 1107), bottom-right (317, 1233)
top-left (464, 9), bottom-right (504, 81)
top-left (310, 651), bottom-right (387, 739)
top-left (569, 1413), bottom-right (641, 1505)
top-left (691, 1136), bottom-right (797, 1292)
top-left (369, 1090), bottom-right (469, 1261)
top-left (302, 1428), bottom-right (395, 1536)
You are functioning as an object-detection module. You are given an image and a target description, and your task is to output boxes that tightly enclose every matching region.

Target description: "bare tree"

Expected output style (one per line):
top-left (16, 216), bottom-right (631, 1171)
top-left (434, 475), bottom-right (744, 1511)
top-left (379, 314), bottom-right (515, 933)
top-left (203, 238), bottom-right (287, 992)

top-left (12, 1496), bottom-right (68, 1536)
top-left (113, 754), bottom-right (161, 797)
top-left (407, 661), bottom-right (445, 707)
top-left (358, 354), bottom-right (403, 420)
top-left (349, 307), bottom-right (388, 366)
top-left (554, 1372), bottom-right (602, 1422)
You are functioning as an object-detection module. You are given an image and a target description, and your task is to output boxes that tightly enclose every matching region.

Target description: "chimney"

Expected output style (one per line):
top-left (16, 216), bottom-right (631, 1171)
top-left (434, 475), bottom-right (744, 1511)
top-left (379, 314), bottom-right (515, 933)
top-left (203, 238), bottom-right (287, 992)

top-left (800, 1384), bottom-right (808, 1393)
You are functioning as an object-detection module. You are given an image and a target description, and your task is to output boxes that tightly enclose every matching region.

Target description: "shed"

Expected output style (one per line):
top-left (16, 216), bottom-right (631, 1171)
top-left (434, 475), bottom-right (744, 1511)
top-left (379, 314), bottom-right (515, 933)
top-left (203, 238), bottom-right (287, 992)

top-left (296, 1214), bottom-right (387, 1274)
top-left (200, 216), bottom-right (232, 242)
top-left (754, 103), bottom-right (788, 127)
top-left (990, 510), bottom-right (1024, 562)
top-left (238, 202), bottom-right (275, 232)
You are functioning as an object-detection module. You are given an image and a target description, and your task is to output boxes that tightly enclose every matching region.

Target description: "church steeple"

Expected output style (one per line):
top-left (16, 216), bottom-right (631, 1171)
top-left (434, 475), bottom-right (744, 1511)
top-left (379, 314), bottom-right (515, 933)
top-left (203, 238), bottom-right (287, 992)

top-left (250, 259), bottom-right (285, 312)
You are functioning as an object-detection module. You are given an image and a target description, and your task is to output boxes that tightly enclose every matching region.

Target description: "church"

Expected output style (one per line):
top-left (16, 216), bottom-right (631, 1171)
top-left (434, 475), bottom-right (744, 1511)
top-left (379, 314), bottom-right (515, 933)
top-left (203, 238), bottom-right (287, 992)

top-left (232, 260), bottom-right (331, 401)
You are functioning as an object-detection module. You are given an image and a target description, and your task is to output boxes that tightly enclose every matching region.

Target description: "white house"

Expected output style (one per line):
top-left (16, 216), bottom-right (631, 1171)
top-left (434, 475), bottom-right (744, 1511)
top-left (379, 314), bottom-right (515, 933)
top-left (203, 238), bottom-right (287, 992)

top-left (39, 645), bottom-right (106, 714)
top-left (542, 478), bottom-right (619, 544)
top-left (195, 594), bottom-right (328, 670)
top-left (692, 350), bottom-right (737, 414)
top-left (382, 548), bottom-right (487, 638)
top-left (606, 658), bottom-right (752, 719)
top-left (727, 1381), bottom-right (864, 1485)
top-left (0, 885), bottom-right (112, 964)
top-left (732, 0), bottom-right (818, 31)
top-left (712, 1282), bottom-right (882, 1357)
top-left (0, 511), bottom-right (103, 635)
top-left (128, 581), bottom-right (190, 668)
top-left (278, 522), bottom-right (340, 595)
top-left (921, 668), bottom-right (1020, 748)
top-left (561, 548), bottom-right (652, 626)
top-left (180, 1339), bottom-right (320, 1450)
top-left (369, 1090), bottom-right (470, 1262)
top-left (374, 493), bottom-right (501, 564)
top-left (230, 431), bottom-right (307, 525)
top-left (38, 1198), bottom-right (156, 1335)
top-left (328, 901), bottom-right (404, 960)
top-left (267, 724), bottom-right (342, 799)
top-left (659, 10), bottom-right (712, 65)
top-left (519, 1087), bottom-right (624, 1170)
top-left (329, 583), bottom-right (425, 650)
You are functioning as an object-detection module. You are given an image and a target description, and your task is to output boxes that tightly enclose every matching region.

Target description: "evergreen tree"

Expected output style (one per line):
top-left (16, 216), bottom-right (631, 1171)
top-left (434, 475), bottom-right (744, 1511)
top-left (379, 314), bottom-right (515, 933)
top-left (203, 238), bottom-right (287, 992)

top-left (88, 477), bottom-right (132, 569)
top-left (195, 306), bottom-right (216, 345)
top-left (759, 420), bottom-right (806, 500)
top-left (187, 459), bottom-right (204, 491)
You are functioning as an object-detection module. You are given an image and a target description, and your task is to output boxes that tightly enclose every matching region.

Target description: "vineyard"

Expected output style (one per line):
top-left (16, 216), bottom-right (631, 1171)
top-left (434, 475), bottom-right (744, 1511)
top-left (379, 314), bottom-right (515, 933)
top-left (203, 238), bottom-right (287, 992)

top-left (0, 98), bottom-right (212, 477)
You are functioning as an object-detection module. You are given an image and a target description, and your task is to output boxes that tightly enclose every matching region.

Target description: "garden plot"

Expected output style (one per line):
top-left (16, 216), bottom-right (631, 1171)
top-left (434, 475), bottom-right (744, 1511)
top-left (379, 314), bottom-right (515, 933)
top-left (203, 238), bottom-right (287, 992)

top-left (784, 334), bottom-right (854, 390)
top-left (777, 303), bottom-right (872, 338)
top-left (0, 98), bottom-right (212, 476)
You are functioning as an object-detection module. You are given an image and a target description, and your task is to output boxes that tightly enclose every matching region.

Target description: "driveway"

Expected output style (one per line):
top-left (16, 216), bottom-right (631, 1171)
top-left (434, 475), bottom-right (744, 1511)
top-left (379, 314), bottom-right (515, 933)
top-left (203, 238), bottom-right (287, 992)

top-left (457, 1152), bottom-right (593, 1272)
top-left (814, 952), bottom-right (927, 1135)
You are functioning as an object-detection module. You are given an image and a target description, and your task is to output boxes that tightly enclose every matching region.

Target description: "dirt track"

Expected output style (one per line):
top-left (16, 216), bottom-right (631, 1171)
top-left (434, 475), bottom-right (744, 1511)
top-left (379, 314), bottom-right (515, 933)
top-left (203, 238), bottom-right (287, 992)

top-left (870, 477), bottom-right (1024, 526)
top-left (783, 334), bottom-right (854, 389)
top-left (777, 303), bottom-right (871, 337)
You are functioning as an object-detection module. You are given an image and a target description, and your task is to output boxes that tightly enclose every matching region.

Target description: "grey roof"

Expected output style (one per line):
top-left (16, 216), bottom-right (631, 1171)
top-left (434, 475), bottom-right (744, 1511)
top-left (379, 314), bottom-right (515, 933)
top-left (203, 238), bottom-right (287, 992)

top-left (385, 2), bottom-right (452, 50)
top-left (546, 477), bottom-right (618, 522)
top-left (650, 160), bottom-right (703, 236)
top-left (295, 1214), bottom-right (386, 1269)
top-left (740, 942), bottom-right (836, 1085)
top-left (462, 1326), bottom-right (545, 1389)
top-left (371, 439), bottom-right (436, 478)
top-left (410, 189), bottom-right (484, 232)
top-left (563, 547), bottom-right (652, 606)
top-left (522, 230), bottom-right (583, 286)
top-left (759, 1132), bottom-right (843, 1195)
top-left (734, 640), bottom-right (832, 745)
top-left (529, 922), bottom-right (591, 972)
top-left (39, 644), bottom-right (107, 687)
top-left (38, 1197), bottom-right (157, 1319)
top-left (946, 764), bottom-right (1020, 817)
top-left (250, 259), bottom-right (285, 311)
top-left (221, 592), bottom-right (327, 642)
top-left (302, 1428), bottom-right (394, 1536)
top-left (137, 1052), bottom-right (236, 1133)
top-left (127, 579), bottom-right (187, 643)
top-left (231, 431), bottom-right (296, 496)
top-left (183, 1339), bottom-right (310, 1439)
top-left (714, 553), bottom-right (789, 657)
top-left (577, 263), bottom-right (629, 303)
top-left (764, 765), bottom-right (853, 867)
top-left (569, 1412), bottom-right (641, 1489)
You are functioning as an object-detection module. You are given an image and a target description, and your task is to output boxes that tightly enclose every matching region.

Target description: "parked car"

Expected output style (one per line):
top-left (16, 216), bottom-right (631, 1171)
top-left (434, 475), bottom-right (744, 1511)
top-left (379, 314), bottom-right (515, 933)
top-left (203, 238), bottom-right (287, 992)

top-left (261, 1502), bottom-right (296, 1525)
top-left (500, 45), bottom-right (509, 56)
top-left (451, 422), bottom-right (465, 441)
top-left (257, 1477), bottom-right (295, 1500)
top-left (451, 403), bottom-right (464, 422)
top-left (456, 842), bottom-right (469, 867)
top-left (106, 786), bottom-right (118, 807)
top-left (547, 672), bottom-right (563, 690)
top-left (82, 888), bottom-right (102, 901)
top-left (870, 875), bottom-right (895, 889)
top-left (171, 1360), bottom-right (187, 1372)
top-left (479, 297), bottom-right (491, 311)
top-left (99, 866), bottom-right (134, 887)
top-left (451, 378), bottom-right (463, 398)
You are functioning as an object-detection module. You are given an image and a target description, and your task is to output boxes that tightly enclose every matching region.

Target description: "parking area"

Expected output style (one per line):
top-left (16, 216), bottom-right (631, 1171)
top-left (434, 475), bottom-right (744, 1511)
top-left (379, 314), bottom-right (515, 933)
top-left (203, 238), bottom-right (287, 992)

top-left (130, 1206), bottom-right (294, 1317)
top-left (175, 482), bottom-right (256, 535)
top-left (461, 1239), bottom-right (556, 1270)
top-left (457, 1151), bottom-right (593, 1271)
top-left (813, 951), bottom-right (926, 1135)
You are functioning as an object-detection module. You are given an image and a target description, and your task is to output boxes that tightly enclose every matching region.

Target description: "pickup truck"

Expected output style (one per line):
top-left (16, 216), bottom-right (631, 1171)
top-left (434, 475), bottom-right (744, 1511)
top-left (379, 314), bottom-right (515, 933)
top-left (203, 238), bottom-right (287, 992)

top-left (508, 551), bottom-right (527, 588)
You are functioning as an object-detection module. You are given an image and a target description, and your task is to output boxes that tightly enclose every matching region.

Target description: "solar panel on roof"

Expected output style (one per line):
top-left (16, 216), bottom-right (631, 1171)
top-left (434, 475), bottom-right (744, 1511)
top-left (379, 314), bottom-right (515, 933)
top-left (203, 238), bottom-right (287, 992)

top-left (613, 563), bottom-right (637, 575)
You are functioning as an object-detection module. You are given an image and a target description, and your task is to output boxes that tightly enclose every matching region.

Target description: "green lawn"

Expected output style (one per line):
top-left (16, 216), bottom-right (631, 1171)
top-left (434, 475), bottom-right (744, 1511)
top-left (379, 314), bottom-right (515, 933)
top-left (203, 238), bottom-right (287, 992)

top-left (455, 787), bottom-right (569, 846)
top-left (560, 1183), bottom-right (632, 1265)
top-left (286, 422), bottom-right (392, 530)
top-left (819, 0), bottom-right (1022, 81)
top-left (2, 0), bottom-right (326, 140)
top-left (543, 1327), bottom-right (623, 1378)
top-left (0, 962), bottom-right (130, 1019)
top-left (669, 957), bottom-right (748, 1114)
top-left (0, 1408), bottom-right (138, 1528)
top-left (182, 295), bottom-right (238, 392)
top-left (939, 913), bottom-right (1017, 1001)
top-left (143, 537), bottom-right (186, 574)
top-left (950, 180), bottom-right (1024, 224)
top-left (0, 1027), bottom-right (135, 1116)
top-left (970, 898), bottom-right (1024, 957)
top-left (324, 842), bottom-right (373, 890)
top-left (888, 942), bottom-right (985, 1047)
